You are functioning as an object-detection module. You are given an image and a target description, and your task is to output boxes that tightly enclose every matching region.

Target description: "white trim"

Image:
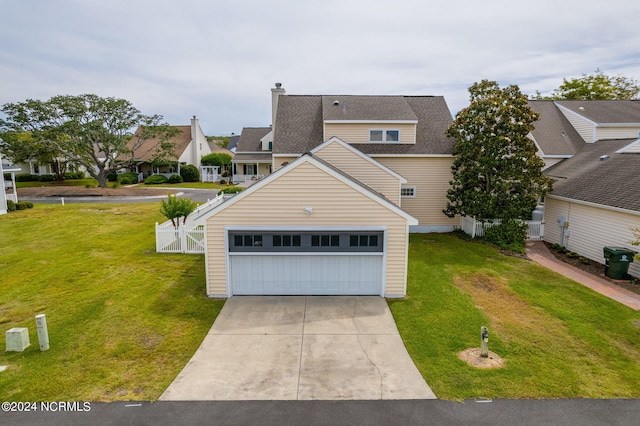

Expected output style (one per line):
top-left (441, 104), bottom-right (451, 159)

top-left (401, 186), bottom-right (416, 198)
top-left (369, 129), bottom-right (400, 143)
top-left (543, 155), bottom-right (573, 159)
top-left (546, 194), bottom-right (640, 216)
top-left (311, 137), bottom-right (407, 183)
top-left (228, 251), bottom-right (384, 256)
top-left (226, 225), bottom-right (387, 232)
top-left (324, 120), bottom-right (418, 124)
top-left (615, 138), bottom-right (640, 153)
top-left (554, 102), bottom-right (598, 126)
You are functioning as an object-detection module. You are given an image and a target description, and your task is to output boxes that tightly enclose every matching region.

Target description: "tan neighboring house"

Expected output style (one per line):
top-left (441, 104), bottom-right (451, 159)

top-left (121, 116), bottom-right (211, 178)
top-left (231, 127), bottom-right (273, 183)
top-left (537, 100), bottom-right (640, 277)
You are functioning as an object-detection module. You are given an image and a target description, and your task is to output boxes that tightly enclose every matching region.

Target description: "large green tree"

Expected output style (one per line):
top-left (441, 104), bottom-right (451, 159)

top-left (444, 80), bottom-right (553, 222)
top-left (0, 130), bottom-right (71, 180)
top-left (533, 69), bottom-right (640, 100)
top-left (0, 94), bottom-right (177, 187)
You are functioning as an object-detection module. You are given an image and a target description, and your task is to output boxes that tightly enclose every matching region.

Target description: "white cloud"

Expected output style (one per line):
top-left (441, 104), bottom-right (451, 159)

top-left (1, 0), bottom-right (639, 134)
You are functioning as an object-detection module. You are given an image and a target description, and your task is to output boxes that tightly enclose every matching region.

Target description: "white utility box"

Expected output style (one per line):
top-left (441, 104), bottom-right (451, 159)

top-left (6, 327), bottom-right (30, 352)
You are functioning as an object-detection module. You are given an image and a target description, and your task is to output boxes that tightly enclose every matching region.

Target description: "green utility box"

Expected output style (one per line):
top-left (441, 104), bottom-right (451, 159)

top-left (603, 246), bottom-right (635, 280)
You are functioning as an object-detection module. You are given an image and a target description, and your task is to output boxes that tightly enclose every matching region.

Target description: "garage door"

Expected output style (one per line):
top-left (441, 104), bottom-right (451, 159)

top-left (228, 230), bottom-right (384, 295)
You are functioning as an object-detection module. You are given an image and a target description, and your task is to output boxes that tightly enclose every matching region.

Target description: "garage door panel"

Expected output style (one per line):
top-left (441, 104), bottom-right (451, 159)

top-left (230, 255), bottom-right (382, 295)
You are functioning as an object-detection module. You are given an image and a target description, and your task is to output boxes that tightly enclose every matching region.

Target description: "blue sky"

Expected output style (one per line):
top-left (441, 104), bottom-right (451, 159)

top-left (2, 0), bottom-right (639, 135)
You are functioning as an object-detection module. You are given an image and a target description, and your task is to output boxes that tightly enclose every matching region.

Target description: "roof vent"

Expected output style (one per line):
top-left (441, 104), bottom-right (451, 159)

top-left (599, 155), bottom-right (610, 161)
top-left (275, 82), bottom-right (282, 88)
top-left (333, 100), bottom-right (339, 106)
top-left (579, 106), bottom-right (585, 111)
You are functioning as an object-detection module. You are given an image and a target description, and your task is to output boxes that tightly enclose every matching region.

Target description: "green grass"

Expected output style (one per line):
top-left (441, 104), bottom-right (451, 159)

top-left (0, 204), bottom-right (224, 401)
top-left (388, 233), bottom-right (640, 400)
top-left (144, 182), bottom-right (236, 190)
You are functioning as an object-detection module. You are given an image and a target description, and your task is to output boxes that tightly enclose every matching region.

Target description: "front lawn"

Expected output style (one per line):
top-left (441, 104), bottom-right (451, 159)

top-left (388, 233), bottom-right (640, 400)
top-left (0, 204), bottom-right (223, 401)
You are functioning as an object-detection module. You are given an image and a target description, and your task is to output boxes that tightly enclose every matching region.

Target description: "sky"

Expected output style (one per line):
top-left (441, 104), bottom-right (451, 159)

top-left (2, 0), bottom-right (639, 136)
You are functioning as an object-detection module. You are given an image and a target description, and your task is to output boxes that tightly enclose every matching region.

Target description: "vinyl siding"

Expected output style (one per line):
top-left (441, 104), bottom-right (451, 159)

top-left (375, 157), bottom-right (458, 227)
top-left (272, 155), bottom-right (299, 170)
top-left (558, 109), bottom-right (596, 142)
top-left (324, 123), bottom-right (416, 144)
top-left (595, 126), bottom-right (640, 141)
top-left (313, 140), bottom-right (402, 204)
top-left (205, 160), bottom-right (411, 297)
top-left (544, 197), bottom-right (640, 277)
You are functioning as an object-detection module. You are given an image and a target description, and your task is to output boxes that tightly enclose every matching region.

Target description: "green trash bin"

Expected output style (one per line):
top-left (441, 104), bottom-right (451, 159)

top-left (603, 246), bottom-right (635, 279)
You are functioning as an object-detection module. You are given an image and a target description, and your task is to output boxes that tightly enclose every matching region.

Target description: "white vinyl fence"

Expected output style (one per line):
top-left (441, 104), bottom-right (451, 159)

top-left (460, 216), bottom-right (544, 241)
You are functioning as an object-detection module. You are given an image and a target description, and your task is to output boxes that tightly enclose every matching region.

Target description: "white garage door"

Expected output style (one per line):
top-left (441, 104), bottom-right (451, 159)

top-left (227, 230), bottom-right (384, 296)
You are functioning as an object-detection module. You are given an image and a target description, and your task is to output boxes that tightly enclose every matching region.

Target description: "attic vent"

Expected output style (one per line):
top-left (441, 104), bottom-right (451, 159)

top-left (333, 100), bottom-right (339, 106)
top-left (599, 155), bottom-right (610, 161)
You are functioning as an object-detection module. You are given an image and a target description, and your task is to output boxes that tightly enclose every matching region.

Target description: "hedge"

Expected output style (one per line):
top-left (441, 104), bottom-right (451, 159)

top-left (144, 175), bottom-right (169, 185)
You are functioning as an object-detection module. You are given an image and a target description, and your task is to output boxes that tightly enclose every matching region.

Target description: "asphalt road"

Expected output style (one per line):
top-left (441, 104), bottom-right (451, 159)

top-left (2, 399), bottom-right (639, 426)
top-left (19, 188), bottom-right (220, 204)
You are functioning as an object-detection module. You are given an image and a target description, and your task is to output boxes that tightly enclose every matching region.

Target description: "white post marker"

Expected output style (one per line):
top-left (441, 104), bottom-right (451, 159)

top-left (35, 314), bottom-right (50, 351)
top-left (480, 326), bottom-right (489, 358)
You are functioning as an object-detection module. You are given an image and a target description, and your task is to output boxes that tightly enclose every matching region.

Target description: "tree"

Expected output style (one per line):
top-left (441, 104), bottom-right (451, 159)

top-left (160, 195), bottom-right (198, 228)
top-left (0, 130), bottom-right (70, 180)
top-left (444, 80), bottom-right (553, 223)
top-left (533, 69), bottom-right (640, 100)
top-left (201, 152), bottom-right (232, 168)
top-left (631, 227), bottom-right (640, 261)
top-left (0, 94), bottom-right (176, 188)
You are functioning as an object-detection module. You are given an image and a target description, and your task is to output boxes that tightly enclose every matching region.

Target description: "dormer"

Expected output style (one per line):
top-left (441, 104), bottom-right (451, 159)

top-left (260, 130), bottom-right (273, 151)
top-left (321, 96), bottom-right (418, 144)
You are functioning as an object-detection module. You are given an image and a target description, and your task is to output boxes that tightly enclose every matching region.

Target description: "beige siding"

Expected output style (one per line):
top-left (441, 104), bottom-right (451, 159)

top-left (313, 140), bottom-right (402, 204)
top-left (375, 157), bottom-right (458, 227)
top-left (544, 197), bottom-right (640, 277)
top-left (595, 126), bottom-right (640, 141)
top-left (272, 155), bottom-right (298, 171)
top-left (324, 123), bottom-right (416, 144)
top-left (624, 142), bottom-right (640, 153)
top-left (559, 109), bottom-right (596, 142)
top-left (206, 161), bottom-right (411, 297)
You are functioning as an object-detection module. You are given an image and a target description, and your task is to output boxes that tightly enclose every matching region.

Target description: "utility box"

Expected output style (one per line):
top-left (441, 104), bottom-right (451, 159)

top-left (603, 247), bottom-right (635, 280)
top-left (6, 328), bottom-right (30, 352)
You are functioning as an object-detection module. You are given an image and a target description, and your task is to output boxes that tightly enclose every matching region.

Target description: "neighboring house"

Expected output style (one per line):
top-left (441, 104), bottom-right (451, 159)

top-left (121, 116), bottom-right (211, 178)
top-left (231, 127), bottom-right (273, 183)
top-left (537, 100), bottom-right (640, 277)
top-left (226, 133), bottom-right (240, 153)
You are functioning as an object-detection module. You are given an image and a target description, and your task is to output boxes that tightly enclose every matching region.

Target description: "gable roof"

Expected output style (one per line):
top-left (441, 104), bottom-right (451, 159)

top-left (544, 139), bottom-right (640, 212)
top-left (554, 100), bottom-right (640, 125)
top-left (273, 95), bottom-right (455, 156)
top-left (193, 153), bottom-right (418, 224)
top-left (122, 125), bottom-right (191, 162)
top-left (528, 100), bottom-right (586, 156)
top-left (234, 127), bottom-right (272, 153)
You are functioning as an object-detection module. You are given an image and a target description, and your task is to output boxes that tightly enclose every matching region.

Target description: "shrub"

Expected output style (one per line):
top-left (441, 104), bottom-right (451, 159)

top-left (117, 172), bottom-right (139, 185)
top-left (168, 174), bottom-right (183, 184)
top-left (219, 179), bottom-right (226, 185)
top-left (482, 219), bottom-right (528, 252)
top-left (201, 153), bottom-right (232, 167)
top-left (144, 175), bottom-right (168, 185)
top-left (6, 200), bottom-right (16, 212)
top-left (63, 171), bottom-right (85, 180)
top-left (15, 174), bottom-right (36, 182)
top-left (107, 171), bottom-right (118, 182)
top-left (180, 165), bottom-right (200, 182)
top-left (15, 201), bottom-right (34, 210)
top-left (218, 186), bottom-right (244, 195)
top-left (567, 251), bottom-right (581, 259)
top-left (37, 174), bottom-right (56, 182)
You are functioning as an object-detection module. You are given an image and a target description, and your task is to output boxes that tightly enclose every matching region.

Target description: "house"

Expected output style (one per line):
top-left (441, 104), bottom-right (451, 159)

top-left (233, 83), bottom-right (457, 231)
top-left (191, 83), bottom-right (457, 298)
top-left (535, 100), bottom-right (640, 277)
top-left (121, 116), bottom-right (211, 178)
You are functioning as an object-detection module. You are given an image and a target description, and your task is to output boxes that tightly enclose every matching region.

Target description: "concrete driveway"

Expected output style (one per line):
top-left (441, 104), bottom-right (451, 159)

top-left (160, 296), bottom-right (436, 400)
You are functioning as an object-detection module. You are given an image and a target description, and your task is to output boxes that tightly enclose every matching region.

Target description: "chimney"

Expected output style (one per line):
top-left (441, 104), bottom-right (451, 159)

top-left (271, 82), bottom-right (285, 133)
top-left (191, 116), bottom-right (200, 167)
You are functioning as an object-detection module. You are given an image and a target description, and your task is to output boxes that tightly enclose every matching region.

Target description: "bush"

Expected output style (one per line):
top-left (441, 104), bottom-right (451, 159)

top-left (37, 174), bottom-right (56, 182)
top-left (15, 201), bottom-right (34, 210)
top-left (219, 179), bottom-right (226, 185)
top-left (218, 186), bottom-right (244, 195)
top-left (168, 174), bottom-right (183, 184)
top-left (15, 174), bottom-right (36, 182)
top-left (6, 200), bottom-right (16, 212)
top-left (107, 171), bottom-right (118, 182)
top-left (201, 153), bottom-right (232, 167)
top-left (144, 174), bottom-right (168, 185)
top-left (482, 219), bottom-right (528, 252)
top-left (63, 171), bottom-right (85, 180)
top-left (180, 165), bottom-right (200, 182)
top-left (117, 172), bottom-right (139, 185)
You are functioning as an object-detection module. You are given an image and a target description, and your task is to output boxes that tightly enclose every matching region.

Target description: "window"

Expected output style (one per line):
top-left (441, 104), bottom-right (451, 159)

top-left (350, 235), bottom-right (379, 247)
top-left (401, 186), bottom-right (416, 198)
top-left (234, 234), bottom-right (263, 247)
top-left (369, 129), bottom-right (399, 142)
top-left (273, 234), bottom-right (301, 247)
top-left (311, 235), bottom-right (339, 247)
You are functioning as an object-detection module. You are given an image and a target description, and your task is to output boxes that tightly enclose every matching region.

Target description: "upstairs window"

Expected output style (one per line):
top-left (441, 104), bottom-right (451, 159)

top-left (369, 130), bottom-right (399, 142)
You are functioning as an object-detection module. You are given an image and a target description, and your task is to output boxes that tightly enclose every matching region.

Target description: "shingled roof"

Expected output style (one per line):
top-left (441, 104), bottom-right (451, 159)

top-left (121, 125), bottom-right (191, 162)
top-left (528, 100), bottom-right (586, 156)
top-left (544, 139), bottom-right (640, 212)
top-left (273, 95), bottom-right (455, 155)
top-left (235, 127), bottom-right (272, 152)
top-left (555, 100), bottom-right (640, 124)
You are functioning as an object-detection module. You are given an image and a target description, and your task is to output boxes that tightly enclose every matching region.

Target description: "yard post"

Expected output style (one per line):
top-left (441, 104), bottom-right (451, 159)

top-left (35, 314), bottom-right (50, 351)
top-left (480, 326), bottom-right (488, 358)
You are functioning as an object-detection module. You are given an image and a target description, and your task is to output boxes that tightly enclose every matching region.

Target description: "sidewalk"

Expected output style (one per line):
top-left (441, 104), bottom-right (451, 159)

top-left (526, 241), bottom-right (640, 310)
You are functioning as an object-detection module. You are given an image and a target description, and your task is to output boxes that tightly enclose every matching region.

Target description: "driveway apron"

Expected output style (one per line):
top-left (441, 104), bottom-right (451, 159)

top-left (160, 296), bottom-right (436, 400)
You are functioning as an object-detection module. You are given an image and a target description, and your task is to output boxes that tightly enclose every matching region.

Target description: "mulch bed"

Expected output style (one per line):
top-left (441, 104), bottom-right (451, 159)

top-left (543, 242), bottom-right (640, 295)
top-left (16, 186), bottom-right (178, 197)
